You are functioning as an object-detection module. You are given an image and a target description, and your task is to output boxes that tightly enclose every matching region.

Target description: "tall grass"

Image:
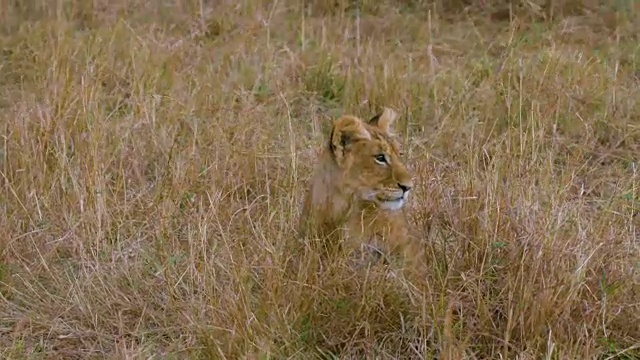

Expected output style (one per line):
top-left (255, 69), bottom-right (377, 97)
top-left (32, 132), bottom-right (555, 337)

top-left (1, 0), bottom-right (639, 358)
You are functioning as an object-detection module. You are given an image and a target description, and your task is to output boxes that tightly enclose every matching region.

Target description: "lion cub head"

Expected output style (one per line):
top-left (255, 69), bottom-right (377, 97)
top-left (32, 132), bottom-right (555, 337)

top-left (329, 107), bottom-right (413, 211)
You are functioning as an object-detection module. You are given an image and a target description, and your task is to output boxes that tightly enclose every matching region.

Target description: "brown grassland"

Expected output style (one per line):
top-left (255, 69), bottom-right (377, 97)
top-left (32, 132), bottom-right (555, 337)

top-left (1, 0), bottom-right (640, 358)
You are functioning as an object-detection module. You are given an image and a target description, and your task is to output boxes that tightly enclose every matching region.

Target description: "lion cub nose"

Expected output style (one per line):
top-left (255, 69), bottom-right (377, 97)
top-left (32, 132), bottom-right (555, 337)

top-left (398, 183), bottom-right (412, 193)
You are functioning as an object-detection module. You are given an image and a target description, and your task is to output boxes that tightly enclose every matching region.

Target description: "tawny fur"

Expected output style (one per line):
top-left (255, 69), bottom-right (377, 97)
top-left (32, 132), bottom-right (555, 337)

top-left (299, 107), bottom-right (415, 264)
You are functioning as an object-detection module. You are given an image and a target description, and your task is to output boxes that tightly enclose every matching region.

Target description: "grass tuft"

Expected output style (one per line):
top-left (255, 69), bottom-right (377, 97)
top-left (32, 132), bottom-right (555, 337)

top-left (1, 0), bottom-right (639, 358)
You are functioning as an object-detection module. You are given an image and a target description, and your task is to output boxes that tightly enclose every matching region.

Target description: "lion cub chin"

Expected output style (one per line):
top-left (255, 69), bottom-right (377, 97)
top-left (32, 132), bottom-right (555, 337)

top-left (298, 107), bottom-right (415, 266)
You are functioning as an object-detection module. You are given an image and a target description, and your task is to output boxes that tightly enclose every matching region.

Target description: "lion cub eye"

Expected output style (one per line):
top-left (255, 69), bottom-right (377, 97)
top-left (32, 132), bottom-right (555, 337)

top-left (374, 154), bottom-right (388, 165)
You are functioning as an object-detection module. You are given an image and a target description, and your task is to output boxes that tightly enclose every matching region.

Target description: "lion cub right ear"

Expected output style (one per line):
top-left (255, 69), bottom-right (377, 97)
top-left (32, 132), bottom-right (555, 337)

top-left (368, 107), bottom-right (398, 135)
top-left (329, 116), bottom-right (371, 166)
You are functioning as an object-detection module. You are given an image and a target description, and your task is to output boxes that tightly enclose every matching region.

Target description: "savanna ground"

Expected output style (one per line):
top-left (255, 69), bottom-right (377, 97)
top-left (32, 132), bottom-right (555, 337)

top-left (1, 0), bottom-right (639, 358)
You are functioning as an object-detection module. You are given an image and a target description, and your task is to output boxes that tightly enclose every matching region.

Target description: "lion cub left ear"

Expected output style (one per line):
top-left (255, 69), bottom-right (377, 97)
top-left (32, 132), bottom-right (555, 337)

top-left (330, 116), bottom-right (371, 167)
top-left (368, 107), bottom-right (398, 135)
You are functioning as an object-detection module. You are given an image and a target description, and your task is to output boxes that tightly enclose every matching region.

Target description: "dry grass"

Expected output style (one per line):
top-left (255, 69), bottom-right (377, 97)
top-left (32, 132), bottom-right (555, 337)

top-left (1, 0), bottom-right (639, 358)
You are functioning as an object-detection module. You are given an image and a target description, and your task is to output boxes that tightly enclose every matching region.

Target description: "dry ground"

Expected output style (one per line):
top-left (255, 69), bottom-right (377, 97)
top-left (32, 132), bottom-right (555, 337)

top-left (1, 0), bottom-right (639, 358)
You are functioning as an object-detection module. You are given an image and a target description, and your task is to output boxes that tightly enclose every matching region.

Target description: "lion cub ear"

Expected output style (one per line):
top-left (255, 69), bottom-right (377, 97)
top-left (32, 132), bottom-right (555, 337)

top-left (329, 116), bottom-right (371, 166)
top-left (368, 107), bottom-right (398, 135)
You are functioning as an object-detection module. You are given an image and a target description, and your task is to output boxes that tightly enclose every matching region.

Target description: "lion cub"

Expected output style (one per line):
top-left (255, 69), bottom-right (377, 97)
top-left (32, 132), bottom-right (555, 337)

top-left (299, 107), bottom-right (414, 265)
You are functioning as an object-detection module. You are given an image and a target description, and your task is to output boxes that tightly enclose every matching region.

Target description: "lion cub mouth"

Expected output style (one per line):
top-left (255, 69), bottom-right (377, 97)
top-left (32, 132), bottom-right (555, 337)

top-left (377, 192), bottom-right (409, 211)
top-left (378, 198), bottom-right (406, 211)
top-left (362, 190), bottom-right (409, 211)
